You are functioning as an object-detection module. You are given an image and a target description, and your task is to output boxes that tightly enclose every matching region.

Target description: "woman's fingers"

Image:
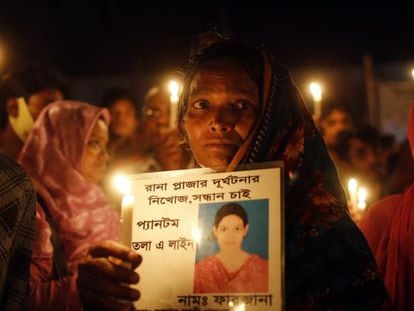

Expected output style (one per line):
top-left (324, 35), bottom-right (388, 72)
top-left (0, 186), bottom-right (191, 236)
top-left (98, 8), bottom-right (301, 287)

top-left (77, 263), bottom-right (140, 300)
top-left (88, 240), bottom-right (142, 269)
top-left (78, 256), bottom-right (139, 284)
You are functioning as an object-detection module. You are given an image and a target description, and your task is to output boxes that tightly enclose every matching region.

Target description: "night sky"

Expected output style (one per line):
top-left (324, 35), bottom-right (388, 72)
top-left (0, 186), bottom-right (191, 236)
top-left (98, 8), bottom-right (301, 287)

top-left (1, 2), bottom-right (413, 78)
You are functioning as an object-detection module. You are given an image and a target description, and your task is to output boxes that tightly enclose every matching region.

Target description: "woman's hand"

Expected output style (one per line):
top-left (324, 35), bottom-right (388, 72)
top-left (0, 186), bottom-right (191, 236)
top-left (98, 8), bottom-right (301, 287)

top-left (77, 240), bottom-right (142, 310)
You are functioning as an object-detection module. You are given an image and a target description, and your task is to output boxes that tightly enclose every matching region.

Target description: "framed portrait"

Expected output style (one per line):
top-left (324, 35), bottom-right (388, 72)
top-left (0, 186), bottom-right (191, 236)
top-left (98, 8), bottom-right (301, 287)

top-left (124, 161), bottom-right (284, 310)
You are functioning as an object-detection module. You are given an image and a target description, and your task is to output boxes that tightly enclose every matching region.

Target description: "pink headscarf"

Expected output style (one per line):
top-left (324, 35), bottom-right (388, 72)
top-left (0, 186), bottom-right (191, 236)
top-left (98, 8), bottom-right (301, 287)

top-left (18, 100), bottom-right (120, 266)
top-left (360, 104), bottom-right (414, 310)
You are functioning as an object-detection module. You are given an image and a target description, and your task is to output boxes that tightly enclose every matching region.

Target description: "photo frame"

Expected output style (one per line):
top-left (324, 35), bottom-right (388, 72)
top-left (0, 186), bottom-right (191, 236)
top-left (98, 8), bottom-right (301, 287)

top-left (124, 161), bottom-right (284, 310)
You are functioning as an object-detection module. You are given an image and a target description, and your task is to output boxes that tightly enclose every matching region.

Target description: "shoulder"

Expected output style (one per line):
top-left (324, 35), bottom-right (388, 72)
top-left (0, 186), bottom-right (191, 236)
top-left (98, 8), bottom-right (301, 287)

top-left (360, 194), bottom-right (402, 231)
top-left (249, 254), bottom-right (268, 266)
top-left (0, 153), bottom-right (36, 203)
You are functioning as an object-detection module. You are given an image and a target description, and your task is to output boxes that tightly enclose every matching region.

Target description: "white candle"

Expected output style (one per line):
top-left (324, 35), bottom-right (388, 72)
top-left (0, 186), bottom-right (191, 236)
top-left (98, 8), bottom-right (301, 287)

top-left (357, 187), bottom-right (368, 211)
top-left (168, 80), bottom-right (180, 128)
top-left (121, 194), bottom-right (135, 247)
top-left (347, 178), bottom-right (358, 208)
top-left (309, 82), bottom-right (322, 119)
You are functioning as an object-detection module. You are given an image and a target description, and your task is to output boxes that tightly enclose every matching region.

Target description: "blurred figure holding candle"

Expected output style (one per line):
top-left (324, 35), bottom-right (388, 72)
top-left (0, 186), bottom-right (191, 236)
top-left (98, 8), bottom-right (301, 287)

top-left (100, 87), bottom-right (150, 172)
top-left (18, 101), bottom-right (130, 310)
top-left (318, 103), bottom-right (354, 166)
top-left (360, 104), bottom-right (414, 310)
top-left (336, 124), bottom-right (383, 206)
top-left (140, 82), bottom-right (193, 171)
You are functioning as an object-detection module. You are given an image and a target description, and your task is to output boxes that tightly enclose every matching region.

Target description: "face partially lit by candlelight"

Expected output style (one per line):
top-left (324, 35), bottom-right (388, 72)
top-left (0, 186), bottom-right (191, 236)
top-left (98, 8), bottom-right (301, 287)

top-left (108, 98), bottom-right (138, 138)
top-left (81, 118), bottom-right (110, 184)
top-left (183, 61), bottom-right (259, 170)
top-left (213, 214), bottom-right (249, 252)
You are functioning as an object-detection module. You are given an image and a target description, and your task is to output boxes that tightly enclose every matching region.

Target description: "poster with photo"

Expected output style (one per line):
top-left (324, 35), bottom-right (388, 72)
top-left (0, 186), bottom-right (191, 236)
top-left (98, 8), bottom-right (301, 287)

top-left (126, 162), bottom-right (283, 310)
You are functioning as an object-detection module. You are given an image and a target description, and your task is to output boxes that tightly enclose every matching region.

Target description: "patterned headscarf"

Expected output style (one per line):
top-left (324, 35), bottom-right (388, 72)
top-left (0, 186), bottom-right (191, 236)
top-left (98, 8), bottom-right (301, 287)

top-left (18, 101), bottom-right (120, 266)
top-left (179, 30), bottom-right (389, 309)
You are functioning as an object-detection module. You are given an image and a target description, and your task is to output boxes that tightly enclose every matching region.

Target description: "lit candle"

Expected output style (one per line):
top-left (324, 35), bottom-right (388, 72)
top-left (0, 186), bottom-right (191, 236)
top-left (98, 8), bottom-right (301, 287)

top-left (121, 194), bottom-right (135, 247)
top-left (113, 174), bottom-right (135, 247)
top-left (411, 68), bottom-right (414, 81)
top-left (168, 80), bottom-right (180, 128)
top-left (357, 187), bottom-right (368, 211)
top-left (309, 82), bottom-right (322, 119)
top-left (347, 178), bottom-right (358, 209)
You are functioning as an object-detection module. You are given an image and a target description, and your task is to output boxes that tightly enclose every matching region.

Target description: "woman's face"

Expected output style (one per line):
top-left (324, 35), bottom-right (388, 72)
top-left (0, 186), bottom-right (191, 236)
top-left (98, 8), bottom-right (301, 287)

top-left (81, 119), bottom-right (109, 184)
top-left (109, 99), bottom-right (138, 138)
top-left (183, 62), bottom-right (260, 170)
top-left (213, 214), bottom-right (249, 251)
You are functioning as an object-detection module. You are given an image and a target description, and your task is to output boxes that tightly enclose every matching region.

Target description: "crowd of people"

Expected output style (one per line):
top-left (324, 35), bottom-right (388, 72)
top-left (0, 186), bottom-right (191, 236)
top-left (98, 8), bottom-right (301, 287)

top-left (0, 29), bottom-right (412, 310)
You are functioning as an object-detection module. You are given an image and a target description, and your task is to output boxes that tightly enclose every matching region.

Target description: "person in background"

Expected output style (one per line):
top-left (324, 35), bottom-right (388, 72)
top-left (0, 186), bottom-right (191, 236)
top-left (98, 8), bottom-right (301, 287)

top-left (318, 103), bottom-right (354, 166)
top-left (18, 101), bottom-right (122, 310)
top-left (0, 64), bottom-right (67, 159)
top-left (336, 124), bottom-right (383, 206)
top-left (101, 87), bottom-right (157, 174)
top-left (0, 153), bottom-right (36, 310)
top-left (141, 84), bottom-right (192, 171)
top-left (77, 30), bottom-right (389, 310)
top-left (384, 139), bottom-right (414, 196)
top-left (360, 104), bottom-right (414, 310)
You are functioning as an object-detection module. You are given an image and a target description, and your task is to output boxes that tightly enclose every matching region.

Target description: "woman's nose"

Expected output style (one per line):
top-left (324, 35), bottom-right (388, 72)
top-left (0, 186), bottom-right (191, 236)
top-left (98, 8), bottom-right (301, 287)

top-left (208, 107), bottom-right (238, 133)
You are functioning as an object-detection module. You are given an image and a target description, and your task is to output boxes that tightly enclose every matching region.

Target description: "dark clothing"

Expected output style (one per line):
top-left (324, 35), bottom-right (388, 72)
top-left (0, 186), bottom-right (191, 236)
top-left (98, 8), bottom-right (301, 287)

top-left (0, 153), bottom-right (36, 310)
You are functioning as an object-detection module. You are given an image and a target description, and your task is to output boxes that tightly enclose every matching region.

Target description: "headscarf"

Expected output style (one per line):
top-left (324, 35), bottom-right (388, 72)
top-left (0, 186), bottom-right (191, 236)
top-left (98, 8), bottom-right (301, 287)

top-left (18, 101), bottom-right (120, 266)
top-left (361, 104), bottom-right (414, 310)
top-left (179, 30), bottom-right (389, 309)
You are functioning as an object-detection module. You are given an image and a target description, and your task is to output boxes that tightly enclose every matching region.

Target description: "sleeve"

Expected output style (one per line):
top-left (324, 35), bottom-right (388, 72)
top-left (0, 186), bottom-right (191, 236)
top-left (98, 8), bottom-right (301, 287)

top-left (29, 204), bottom-right (81, 311)
top-left (0, 153), bottom-right (37, 310)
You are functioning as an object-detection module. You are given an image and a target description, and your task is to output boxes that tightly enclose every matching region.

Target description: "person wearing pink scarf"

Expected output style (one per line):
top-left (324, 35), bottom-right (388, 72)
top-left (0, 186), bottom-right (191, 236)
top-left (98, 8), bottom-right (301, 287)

top-left (360, 104), bottom-right (414, 310)
top-left (18, 101), bottom-right (121, 310)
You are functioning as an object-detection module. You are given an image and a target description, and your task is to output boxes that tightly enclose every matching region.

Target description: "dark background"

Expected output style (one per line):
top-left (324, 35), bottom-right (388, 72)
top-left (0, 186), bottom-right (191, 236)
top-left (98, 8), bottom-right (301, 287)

top-left (0, 1), bottom-right (413, 116)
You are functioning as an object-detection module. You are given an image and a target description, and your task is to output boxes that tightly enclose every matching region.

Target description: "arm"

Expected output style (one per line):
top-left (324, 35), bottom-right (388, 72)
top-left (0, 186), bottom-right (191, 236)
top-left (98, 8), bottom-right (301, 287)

top-left (0, 154), bottom-right (36, 310)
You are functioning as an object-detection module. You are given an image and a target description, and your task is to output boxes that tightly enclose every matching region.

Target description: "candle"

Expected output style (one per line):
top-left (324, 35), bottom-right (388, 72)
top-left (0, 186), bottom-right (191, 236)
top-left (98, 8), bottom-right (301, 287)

top-left (168, 80), bottom-right (180, 128)
top-left (309, 82), bottom-right (322, 119)
top-left (357, 187), bottom-right (368, 211)
top-left (113, 174), bottom-right (135, 247)
top-left (121, 194), bottom-right (135, 247)
top-left (347, 178), bottom-right (358, 209)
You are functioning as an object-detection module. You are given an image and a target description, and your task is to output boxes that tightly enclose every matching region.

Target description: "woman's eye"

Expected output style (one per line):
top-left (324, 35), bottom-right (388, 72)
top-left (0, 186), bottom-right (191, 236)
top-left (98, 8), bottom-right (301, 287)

top-left (192, 100), bottom-right (210, 109)
top-left (88, 140), bottom-right (103, 151)
top-left (234, 101), bottom-right (253, 110)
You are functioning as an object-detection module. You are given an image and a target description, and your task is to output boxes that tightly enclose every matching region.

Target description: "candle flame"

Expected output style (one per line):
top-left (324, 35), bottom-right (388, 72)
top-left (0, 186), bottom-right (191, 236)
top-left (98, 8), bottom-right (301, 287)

top-left (347, 178), bottom-right (358, 194)
top-left (357, 187), bottom-right (368, 210)
top-left (168, 80), bottom-right (180, 103)
top-left (309, 82), bottom-right (322, 101)
top-left (113, 173), bottom-right (132, 196)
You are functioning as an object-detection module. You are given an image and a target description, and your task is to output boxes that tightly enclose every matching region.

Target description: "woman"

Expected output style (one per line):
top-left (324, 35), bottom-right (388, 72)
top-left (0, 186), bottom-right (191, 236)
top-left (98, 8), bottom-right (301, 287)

top-left (18, 101), bottom-right (121, 310)
top-left (77, 31), bottom-right (389, 310)
top-left (194, 202), bottom-right (268, 293)
top-left (360, 104), bottom-right (414, 310)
